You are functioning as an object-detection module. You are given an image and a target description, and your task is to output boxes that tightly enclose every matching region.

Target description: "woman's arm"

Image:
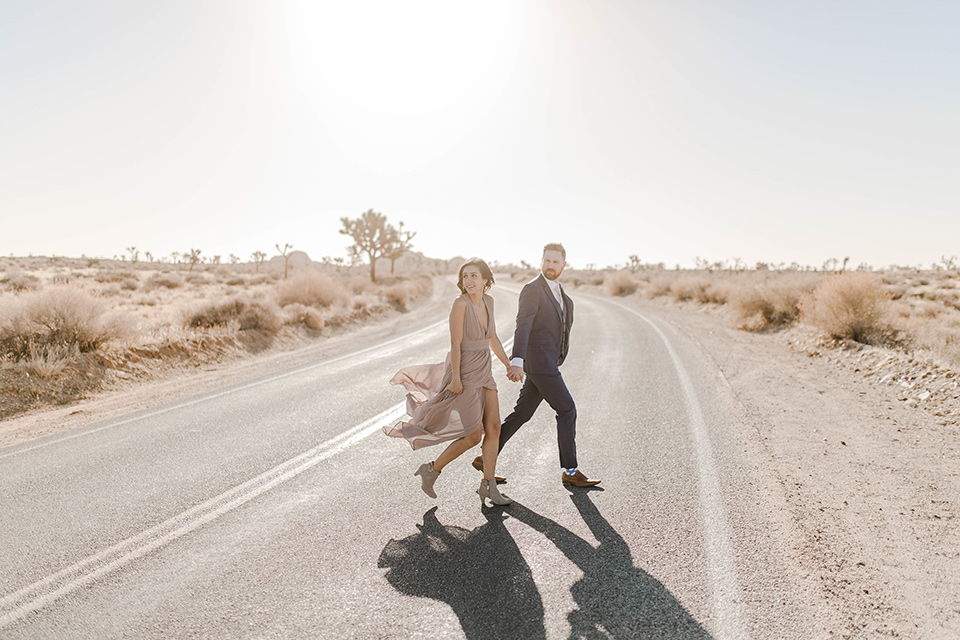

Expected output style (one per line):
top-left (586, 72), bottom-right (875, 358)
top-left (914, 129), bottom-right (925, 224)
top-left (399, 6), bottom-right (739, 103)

top-left (448, 298), bottom-right (466, 394)
top-left (489, 334), bottom-right (510, 370)
top-left (485, 295), bottom-right (510, 370)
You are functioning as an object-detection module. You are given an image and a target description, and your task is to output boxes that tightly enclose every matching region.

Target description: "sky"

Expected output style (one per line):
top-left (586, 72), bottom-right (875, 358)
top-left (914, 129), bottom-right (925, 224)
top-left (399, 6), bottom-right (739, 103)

top-left (1, 0), bottom-right (958, 270)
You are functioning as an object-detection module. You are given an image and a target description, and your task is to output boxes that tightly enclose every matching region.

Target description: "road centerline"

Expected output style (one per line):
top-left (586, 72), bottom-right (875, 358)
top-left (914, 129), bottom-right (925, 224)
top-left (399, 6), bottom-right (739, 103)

top-left (0, 403), bottom-right (408, 628)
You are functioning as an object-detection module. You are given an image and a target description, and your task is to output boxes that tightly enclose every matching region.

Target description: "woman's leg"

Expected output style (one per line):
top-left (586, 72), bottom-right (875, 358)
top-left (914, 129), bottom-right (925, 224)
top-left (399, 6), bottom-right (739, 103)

top-left (433, 429), bottom-right (482, 472)
top-left (481, 388), bottom-right (502, 481)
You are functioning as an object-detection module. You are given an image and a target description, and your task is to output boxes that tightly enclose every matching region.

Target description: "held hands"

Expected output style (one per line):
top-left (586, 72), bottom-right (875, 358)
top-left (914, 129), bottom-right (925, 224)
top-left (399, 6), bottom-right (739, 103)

top-left (507, 365), bottom-right (524, 383)
top-left (450, 379), bottom-right (463, 395)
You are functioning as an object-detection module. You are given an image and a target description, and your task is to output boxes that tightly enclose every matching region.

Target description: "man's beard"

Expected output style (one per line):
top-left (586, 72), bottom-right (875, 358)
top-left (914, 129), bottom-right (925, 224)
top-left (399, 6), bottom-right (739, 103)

top-left (543, 269), bottom-right (558, 280)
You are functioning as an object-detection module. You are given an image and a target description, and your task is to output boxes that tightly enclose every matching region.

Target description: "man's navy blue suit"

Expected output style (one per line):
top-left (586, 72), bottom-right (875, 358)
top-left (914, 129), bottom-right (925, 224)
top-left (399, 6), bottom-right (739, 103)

top-left (499, 273), bottom-right (578, 469)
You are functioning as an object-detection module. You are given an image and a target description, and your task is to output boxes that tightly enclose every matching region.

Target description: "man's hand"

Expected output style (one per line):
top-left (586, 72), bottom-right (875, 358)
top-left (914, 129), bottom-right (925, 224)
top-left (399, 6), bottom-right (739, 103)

top-left (507, 365), bottom-right (524, 382)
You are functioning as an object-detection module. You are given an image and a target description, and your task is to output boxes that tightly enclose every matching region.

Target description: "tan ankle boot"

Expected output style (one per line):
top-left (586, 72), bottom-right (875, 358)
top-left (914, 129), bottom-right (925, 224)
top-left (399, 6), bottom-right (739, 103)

top-left (414, 462), bottom-right (440, 498)
top-left (477, 478), bottom-right (512, 506)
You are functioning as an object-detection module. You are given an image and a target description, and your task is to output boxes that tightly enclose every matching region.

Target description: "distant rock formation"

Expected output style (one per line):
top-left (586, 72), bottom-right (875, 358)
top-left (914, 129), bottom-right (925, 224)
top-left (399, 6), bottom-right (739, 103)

top-left (268, 250), bottom-right (312, 269)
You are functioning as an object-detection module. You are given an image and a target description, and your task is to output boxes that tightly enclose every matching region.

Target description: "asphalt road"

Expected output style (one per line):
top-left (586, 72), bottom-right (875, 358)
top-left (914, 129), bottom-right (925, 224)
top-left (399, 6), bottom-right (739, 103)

top-left (0, 279), bottom-right (820, 639)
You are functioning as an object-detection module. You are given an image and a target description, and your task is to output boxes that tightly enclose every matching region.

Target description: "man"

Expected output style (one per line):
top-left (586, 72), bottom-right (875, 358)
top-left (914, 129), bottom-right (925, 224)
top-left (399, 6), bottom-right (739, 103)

top-left (473, 243), bottom-right (600, 487)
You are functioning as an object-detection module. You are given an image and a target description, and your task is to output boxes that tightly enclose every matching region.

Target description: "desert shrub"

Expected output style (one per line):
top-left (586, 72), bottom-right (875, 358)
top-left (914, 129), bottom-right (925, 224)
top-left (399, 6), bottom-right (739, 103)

top-left (912, 320), bottom-right (960, 367)
top-left (886, 284), bottom-right (908, 300)
top-left (186, 298), bottom-right (281, 335)
top-left (21, 347), bottom-right (76, 378)
top-left (647, 273), bottom-right (676, 298)
top-left (799, 272), bottom-right (893, 344)
top-left (238, 302), bottom-right (282, 334)
top-left (384, 285), bottom-right (409, 311)
top-left (1, 272), bottom-right (41, 292)
top-left (604, 270), bottom-right (638, 297)
top-left (669, 275), bottom-right (710, 302)
top-left (145, 274), bottom-right (183, 290)
top-left (276, 271), bottom-right (351, 308)
top-left (920, 289), bottom-right (960, 311)
top-left (731, 279), bottom-right (813, 331)
top-left (120, 278), bottom-right (139, 291)
top-left (94, 270), bottom-right (134, 283)
top-left (251, 274), bottom-right (278, 285)
top-left (701, 280), bottom-right (732, 305)
top-left (382, 277), bottom-right (432, 311)
top-left (348, 277), bottom-right (378, 295)
top-left (0, 287), bottom-right (134, 361)
top-left (282, 303), bottom-right (325, 331)
top-left (404, 276), bottom-right (433, 298)
top-left (226, 277), bottom-right (246, 286)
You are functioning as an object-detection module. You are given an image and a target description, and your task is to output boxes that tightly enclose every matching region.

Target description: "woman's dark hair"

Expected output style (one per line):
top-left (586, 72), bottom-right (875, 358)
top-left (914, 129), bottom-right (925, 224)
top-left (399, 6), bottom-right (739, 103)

top-left (457, 258), bottom-right (495, 294)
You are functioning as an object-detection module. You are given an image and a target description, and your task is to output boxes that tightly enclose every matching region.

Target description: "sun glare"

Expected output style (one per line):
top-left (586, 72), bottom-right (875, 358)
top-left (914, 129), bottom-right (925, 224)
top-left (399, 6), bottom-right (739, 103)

top-left (282, 2), bottom-right (525, 172)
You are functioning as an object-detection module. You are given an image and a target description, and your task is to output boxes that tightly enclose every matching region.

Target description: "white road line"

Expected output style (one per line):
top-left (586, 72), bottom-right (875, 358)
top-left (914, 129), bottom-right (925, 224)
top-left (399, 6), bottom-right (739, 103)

top-left (605, 299), bottom-right (748, 640)
top-left (0, 319), bottom-right (448, 460)
top-left (0, 402), bottom-right (408, 628)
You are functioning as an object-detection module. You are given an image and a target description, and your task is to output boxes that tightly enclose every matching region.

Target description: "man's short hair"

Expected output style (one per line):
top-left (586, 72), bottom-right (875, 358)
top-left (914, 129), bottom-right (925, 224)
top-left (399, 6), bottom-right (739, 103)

top-left (543, 243), bottom-right (566, 260)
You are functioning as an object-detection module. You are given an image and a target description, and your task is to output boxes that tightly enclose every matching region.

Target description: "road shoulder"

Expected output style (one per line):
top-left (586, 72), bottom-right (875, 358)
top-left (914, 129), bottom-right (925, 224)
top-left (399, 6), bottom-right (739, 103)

top-left (619, 299), bottom-right (960, 638)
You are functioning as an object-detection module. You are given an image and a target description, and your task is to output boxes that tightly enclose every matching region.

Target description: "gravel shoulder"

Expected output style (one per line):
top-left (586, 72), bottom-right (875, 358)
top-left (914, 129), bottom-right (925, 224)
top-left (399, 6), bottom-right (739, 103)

top-left (648, 299), bottom-right (960, 638)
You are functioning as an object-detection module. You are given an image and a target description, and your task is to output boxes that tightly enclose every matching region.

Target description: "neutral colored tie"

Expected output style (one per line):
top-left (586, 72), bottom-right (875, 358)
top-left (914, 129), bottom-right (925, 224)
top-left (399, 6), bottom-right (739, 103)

top-left (558, 284), bottom-right (567, 357)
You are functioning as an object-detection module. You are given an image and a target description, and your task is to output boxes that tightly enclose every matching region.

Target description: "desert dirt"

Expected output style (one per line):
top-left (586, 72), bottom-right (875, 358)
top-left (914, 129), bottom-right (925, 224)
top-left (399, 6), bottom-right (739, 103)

top-left (644, 299), bottom-right (960, 638)
top-left (3, 274), bottom-right (959, 638)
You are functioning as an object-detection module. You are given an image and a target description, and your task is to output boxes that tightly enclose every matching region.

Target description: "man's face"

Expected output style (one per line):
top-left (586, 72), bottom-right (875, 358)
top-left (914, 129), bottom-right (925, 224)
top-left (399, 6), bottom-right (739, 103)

top-left (541, 250), bottom-right (566, 281)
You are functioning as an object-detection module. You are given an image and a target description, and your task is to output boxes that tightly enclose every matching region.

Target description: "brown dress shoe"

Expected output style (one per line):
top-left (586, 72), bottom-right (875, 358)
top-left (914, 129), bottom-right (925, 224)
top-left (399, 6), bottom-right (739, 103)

top-left (562, 470), bottom-right (601, 487)
top-left (472, 456), bottom-right (506, 483)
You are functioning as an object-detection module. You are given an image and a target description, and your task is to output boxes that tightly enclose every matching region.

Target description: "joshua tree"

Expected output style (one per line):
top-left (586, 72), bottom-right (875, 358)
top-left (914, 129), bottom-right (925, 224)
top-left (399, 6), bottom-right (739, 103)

top-left (339, 209), bottom-right (400, 282)
top-left (384, 221), bottom-right (416, 275)
top-left (627, 255), bottom-right (641, 273)
top-left (229, 254), bottom-right (240, 265)
top-left (186, 248), bottom-right (202, 271)
top-left (276, 243), bottom-right (293, 279)
top-left (126, 246), bottom-right (139, 264)
top-left (251, 250), bottom-right (267, 273)
top-left (144, 251), bottom-right (153, 263)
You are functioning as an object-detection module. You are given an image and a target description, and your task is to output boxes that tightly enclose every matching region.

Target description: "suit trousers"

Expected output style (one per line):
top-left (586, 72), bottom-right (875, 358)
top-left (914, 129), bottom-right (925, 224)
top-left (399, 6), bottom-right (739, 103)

top-left (498, 371), bottom-right (577, 469)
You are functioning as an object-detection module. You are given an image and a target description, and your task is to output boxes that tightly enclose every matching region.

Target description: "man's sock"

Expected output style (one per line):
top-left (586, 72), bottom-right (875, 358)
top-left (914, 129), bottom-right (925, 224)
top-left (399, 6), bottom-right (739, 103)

top-left (564, 467), bottom-right (578, 476)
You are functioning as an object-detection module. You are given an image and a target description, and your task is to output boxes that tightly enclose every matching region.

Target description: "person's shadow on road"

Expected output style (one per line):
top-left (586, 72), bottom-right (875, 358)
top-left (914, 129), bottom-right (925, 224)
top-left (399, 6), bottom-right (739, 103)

top-left (378, 506), bottom-right (547, 640)
top-left (510, 492), bottom-right (715, 639)
top-left (379, 497), bottom-right (713, 640)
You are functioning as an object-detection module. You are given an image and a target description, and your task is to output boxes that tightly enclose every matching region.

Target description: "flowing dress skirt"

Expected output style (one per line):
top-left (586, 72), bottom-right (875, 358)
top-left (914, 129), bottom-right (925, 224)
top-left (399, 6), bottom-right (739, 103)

top-left (384, 295), bottom-right (497, 450)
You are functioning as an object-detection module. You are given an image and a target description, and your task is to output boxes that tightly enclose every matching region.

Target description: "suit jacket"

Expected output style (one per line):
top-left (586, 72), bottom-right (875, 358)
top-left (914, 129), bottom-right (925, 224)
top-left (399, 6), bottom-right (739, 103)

top-left (511, 274), bottom-right (574, 375)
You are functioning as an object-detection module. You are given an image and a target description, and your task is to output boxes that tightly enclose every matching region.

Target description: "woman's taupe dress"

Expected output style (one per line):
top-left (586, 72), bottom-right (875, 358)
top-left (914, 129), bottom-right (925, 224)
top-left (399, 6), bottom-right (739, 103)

top-left (384, 294), bottom-right (497, 450)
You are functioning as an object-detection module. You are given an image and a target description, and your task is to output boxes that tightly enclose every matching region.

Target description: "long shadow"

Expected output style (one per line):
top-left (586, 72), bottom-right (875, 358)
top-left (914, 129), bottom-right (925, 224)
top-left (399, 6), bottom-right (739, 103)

top-left (509, 492), bottom-right (715, 639)
top-left (378, 506), bottom-right (547, 640)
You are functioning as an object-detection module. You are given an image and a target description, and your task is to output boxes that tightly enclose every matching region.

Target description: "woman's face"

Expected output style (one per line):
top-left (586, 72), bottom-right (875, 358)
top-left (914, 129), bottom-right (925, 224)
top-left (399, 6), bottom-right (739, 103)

top-left (461, 267), bottom-right (484, 294)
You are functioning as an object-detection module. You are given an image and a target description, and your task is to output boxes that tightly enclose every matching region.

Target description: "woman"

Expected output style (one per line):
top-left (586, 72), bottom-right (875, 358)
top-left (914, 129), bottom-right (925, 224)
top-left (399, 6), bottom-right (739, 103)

top-left (383, 258), bottom-right (513, 506)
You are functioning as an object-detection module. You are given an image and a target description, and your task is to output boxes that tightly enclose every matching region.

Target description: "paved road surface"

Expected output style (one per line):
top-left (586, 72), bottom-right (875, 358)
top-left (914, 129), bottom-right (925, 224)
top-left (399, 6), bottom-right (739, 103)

top-left (0, 279), bottom-right (819, 639)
